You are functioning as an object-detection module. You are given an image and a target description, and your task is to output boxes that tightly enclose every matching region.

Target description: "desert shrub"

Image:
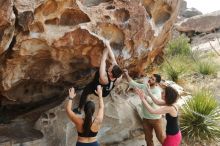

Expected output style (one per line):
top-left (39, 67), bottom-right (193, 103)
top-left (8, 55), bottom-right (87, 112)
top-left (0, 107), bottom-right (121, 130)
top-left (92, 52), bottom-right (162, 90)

top-left (166, 35), bottom-right (191, 56)
top-left (196, 61), bottom-right (217, 76)
top-left (180, 89), bottom-right (220, 144)
top-left (161, 55), bottom-right (193, 82)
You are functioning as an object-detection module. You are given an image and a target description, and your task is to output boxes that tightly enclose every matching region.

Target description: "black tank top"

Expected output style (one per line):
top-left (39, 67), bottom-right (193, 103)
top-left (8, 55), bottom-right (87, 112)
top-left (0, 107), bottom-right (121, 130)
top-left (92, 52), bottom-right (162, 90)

top-left (165, 105), bottom-right (179, 135)
top-left (91, 69), bottom-right (117, 97)
top-left (78, 129), bottom-right (98, 137)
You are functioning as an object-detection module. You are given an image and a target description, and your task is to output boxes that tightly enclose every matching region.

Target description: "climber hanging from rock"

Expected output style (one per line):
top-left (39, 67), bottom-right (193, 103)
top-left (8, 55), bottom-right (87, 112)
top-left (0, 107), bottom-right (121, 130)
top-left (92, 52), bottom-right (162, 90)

top-left (73, 40), bottom-right (123, 114)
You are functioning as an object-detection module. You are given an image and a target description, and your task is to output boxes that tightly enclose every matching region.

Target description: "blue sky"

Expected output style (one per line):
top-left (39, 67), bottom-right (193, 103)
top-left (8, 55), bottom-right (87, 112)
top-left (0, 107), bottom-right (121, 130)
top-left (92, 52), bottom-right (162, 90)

top-left (185, 0), bottom-right (220, 14)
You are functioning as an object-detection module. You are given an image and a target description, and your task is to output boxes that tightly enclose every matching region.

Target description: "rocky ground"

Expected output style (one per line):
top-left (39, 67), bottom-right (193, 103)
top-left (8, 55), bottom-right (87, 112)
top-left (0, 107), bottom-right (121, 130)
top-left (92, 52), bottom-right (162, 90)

top-left (183, 31), bottom-right (220, 102)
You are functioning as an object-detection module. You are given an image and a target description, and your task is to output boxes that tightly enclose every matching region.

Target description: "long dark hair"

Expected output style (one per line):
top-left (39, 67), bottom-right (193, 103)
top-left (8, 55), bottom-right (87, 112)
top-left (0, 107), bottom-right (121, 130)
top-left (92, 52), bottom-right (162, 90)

top-left (164, 86), bottom-right (179, 106)
top-left (83, 101), bottom-right (95, 134)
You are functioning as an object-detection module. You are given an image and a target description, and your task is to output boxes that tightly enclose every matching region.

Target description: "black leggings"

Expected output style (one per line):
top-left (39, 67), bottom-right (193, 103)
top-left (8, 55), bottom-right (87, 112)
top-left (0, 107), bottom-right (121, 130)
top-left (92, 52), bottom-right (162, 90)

top-left (78, 83), bottom-right (96, 109)
top-left (78, 82), bottom-right (111, 109)
top-left (76, 141), bottom-right (99, 146)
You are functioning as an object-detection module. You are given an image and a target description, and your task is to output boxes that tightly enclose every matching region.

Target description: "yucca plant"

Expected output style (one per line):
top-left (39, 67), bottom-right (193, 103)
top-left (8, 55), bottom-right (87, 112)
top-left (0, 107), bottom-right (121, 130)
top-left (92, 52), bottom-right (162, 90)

top-left (196, 61), bottom-right (217, 76)
top-left (180, 89), bottom-right (220, 144)
top-left (163, 66), bottom-right (182, 82)
top-left (161, 55), bottom-right (192, 82)
top-left (166, 35), bottom-right (192, 56)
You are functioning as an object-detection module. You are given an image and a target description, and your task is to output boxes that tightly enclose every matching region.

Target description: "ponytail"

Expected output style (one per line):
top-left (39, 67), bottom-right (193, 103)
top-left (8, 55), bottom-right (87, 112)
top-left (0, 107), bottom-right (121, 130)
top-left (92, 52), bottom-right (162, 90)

top-left (83, 101), bottom-right (95, 134)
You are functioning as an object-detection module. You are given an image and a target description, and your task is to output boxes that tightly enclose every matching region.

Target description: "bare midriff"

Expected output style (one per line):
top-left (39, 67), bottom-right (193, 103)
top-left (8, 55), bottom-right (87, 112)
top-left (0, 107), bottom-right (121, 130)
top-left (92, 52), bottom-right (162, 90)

top-left (77, 136), bottom-right (97, 143)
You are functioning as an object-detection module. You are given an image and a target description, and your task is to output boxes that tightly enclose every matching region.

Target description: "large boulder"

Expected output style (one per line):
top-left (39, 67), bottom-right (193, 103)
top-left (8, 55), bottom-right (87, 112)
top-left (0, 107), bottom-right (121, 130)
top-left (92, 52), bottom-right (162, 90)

top-left (178, 0), bottom-right (202, 18)
top-left (0, 0), bottom-right (181, 145)
top-left (176, 10), bottom-right (220, 33)
top-left (181, 8), bottom-right (202, 18)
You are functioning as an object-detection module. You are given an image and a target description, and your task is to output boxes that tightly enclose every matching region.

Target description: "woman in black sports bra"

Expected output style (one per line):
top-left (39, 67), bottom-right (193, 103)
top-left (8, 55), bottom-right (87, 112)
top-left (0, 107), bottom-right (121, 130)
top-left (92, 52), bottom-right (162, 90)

top-left (135, 85), bottom-right (182, 146)
top-left (74, 41), bottom-right (123, 114)
top-left (66, 86), bottom-right (104, 146)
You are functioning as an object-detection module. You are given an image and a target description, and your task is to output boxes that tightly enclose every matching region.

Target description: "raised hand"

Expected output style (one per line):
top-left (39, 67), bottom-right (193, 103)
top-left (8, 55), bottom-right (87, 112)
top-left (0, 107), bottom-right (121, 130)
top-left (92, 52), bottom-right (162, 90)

top-left (105, 39), bottom-right (111, 46)
top-left (159, 81), bottom-right (168, 88)
top-left (103, 39), bottom-right (117, 65)
top-left (123, 69), bottom-right (128, 75)
top-left (69, 87), bottom-right (76, 98)
top-left (95, 85), bottom-right (103, 98)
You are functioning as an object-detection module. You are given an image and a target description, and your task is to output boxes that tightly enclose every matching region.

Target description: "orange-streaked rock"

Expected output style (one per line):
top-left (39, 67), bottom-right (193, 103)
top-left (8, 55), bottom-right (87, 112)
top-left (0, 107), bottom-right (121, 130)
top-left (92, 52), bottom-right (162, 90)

top-left (0, 0), bottom-right (180, 144)
top-left (0, 0), bottom-right (15, 54)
